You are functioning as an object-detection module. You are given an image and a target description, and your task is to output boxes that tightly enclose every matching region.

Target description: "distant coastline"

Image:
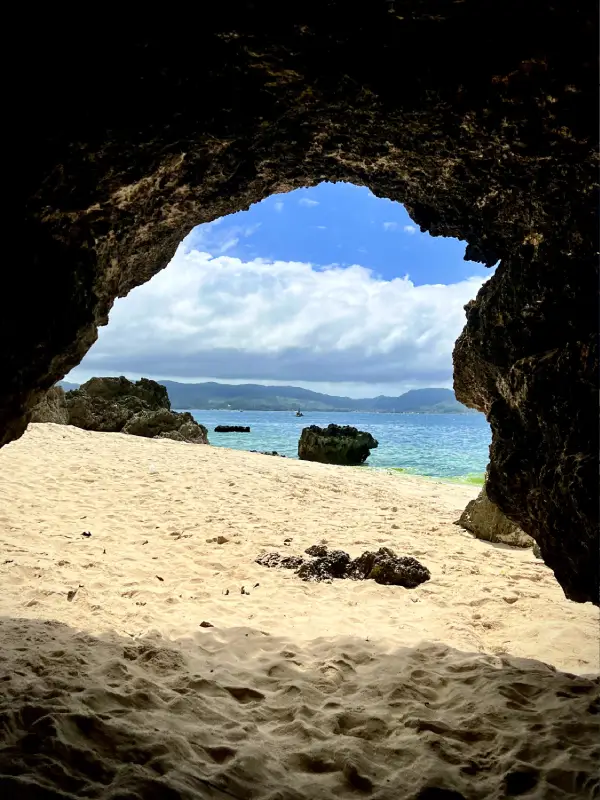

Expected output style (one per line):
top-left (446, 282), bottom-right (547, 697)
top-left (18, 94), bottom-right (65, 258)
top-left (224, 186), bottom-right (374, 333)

top-left (59, 379), bottom-right (477, 415)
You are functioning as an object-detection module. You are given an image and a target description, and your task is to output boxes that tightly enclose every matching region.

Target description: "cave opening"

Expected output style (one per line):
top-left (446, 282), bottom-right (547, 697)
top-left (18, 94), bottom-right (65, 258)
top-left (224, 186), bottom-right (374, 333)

top-left (1, 8), bottom-right (598, 799)
top-left (62, 181), bottom-right (494, 479)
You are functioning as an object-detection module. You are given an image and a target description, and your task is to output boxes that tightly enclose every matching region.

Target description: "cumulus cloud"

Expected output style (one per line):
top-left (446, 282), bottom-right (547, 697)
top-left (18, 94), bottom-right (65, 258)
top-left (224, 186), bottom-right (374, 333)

top-left (73, 242), bottom-right (486, 387)
top-left (403, 225), bottom-right (417, 235)
top-left (274, 201), bottom-right (284, 212)
top-left (299, 198), bottom-right (319, 207)
top-left (382, 221), bottom-right (398, 231)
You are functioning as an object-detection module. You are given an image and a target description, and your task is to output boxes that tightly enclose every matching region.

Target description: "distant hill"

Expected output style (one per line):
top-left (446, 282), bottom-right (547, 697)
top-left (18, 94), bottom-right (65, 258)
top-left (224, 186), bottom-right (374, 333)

top-left (58, 379), bottom-right (473, 413)
top-left (159, 381), bottom-right (472, 413)
top-left (57, 381), bottom-right (80, 392)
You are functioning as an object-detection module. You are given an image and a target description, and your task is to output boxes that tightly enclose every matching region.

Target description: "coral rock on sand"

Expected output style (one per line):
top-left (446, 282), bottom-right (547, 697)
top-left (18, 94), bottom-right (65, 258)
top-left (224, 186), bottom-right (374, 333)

top-left (257, 545), bottom-right (431, 587)
top-left (346, 547), bottom-right (432, 588)
top-left (455, 484), bottom-right (534, 548)
top-left (298, 424), bottom-right (378, 466)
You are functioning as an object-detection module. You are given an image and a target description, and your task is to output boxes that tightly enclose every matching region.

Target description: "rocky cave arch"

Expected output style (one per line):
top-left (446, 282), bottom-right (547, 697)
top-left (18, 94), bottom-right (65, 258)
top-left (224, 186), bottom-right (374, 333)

top-left (8, 5), bottom-right (599, 603)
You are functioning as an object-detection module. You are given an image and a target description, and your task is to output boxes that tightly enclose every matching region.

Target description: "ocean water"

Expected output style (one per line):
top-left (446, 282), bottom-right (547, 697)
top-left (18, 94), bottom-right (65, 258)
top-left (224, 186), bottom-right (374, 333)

top-left (187, 410), bottom-right (490, 483)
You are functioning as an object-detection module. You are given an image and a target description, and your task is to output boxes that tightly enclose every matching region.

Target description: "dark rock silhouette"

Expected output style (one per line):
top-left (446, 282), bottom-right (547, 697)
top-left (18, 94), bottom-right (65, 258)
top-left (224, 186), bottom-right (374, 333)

top-left (214, 425), bottom-right (250, 433)
top-left (298, 424), bottom-right (378, 466)
top-left (256, 545), bottom-right (430, 588)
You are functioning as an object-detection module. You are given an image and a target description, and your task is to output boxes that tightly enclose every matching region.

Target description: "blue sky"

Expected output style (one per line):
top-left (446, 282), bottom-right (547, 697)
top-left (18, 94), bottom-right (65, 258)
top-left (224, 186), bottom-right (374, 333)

top-left (184, 182), bottom-right (490, 286)
top-left (67, 182), bottom-right (493, 397)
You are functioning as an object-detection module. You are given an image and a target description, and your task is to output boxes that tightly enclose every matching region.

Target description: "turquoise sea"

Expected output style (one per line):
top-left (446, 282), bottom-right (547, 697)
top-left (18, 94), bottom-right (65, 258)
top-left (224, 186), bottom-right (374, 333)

top-left (187, 410), bottom-right (490, 485)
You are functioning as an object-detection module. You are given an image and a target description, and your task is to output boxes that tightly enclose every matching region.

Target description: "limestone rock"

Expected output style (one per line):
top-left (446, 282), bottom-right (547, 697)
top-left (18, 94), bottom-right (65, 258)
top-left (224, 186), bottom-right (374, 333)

top-left (347, 547), bottom-right (431, 588)
top-left (298, 424), bottom-right (378, 466)
top-left (455, 486), bottom-right (534, 548)
top-left (58, 377), bottom-right (208, 443)
top-left (64, 392), bottom-right (132, 432)
top-left (123, 410), bottom-right (208, 443)
top-left (29, 387), bottom-right (69, 425)
top-left (78, 377), bottom-right (170, 410)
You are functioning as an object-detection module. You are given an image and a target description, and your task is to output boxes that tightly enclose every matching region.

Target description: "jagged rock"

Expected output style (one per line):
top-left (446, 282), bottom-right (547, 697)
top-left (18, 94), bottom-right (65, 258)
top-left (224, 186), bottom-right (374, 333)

top-left (305, 544), bottom-right (328, 558)
top-left (123, 410), bottom-right (208, 443)
top-left (78, 377), bottom-right (170, 410)
top-left (257, 544), bottom-right (430, 587)
top-left (347, 547), bottom-right (431, 587)
top-left (297, 550), bottom-right (352, 581)
top-left (298, 424), bottom-right (378, 466)
top-left (64, 392), bottom-right (132, 432)
top-left (532, 543), bottom-right (542, 560)
top-left (29, 387), bottom-right (69, 425)
top-left (56, 377), bottom-right (209, 443)
top-left (255, 553), bottom-right (304, 570)
top-left (214, 425), bottom-right (250, 433)
top-left (455, 486), bottom-right (534, 548)
top-left (4, 11), bottom-right (597, 602)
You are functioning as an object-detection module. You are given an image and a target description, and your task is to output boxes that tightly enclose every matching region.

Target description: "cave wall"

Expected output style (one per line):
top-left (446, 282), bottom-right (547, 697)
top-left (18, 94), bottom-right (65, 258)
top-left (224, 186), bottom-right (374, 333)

top-left (7, 3), bottom-right (598, 602)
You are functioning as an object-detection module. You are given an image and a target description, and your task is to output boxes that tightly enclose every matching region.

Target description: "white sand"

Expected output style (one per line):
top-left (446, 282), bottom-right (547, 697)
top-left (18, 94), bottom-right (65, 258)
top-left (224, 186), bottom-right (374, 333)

top-left (0, 424), bottom-right (598, 799)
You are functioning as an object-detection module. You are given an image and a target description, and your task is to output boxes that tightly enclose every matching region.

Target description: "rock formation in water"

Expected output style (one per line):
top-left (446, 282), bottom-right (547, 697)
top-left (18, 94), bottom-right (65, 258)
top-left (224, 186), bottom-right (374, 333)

top-left (5, 7), bottom-right (598, 602)
top-left (298, 424), bottom-right (378, 466)
top-left (31, 377), bottom-right (209, 444)
top-left (455, 486), bottom-right (534, 548)
top-left (214, 425), bottom-right (251, 433)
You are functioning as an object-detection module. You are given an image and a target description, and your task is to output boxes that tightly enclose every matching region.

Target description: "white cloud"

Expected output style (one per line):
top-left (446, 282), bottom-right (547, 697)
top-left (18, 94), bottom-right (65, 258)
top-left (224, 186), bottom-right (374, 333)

top-left (316, 225), bottom-right (327, 230)
top-left (403, 225), bottom-right (417, 235)
top-left (274, 201), bottom-right (284, 213)
top-left (382, 221), bottom-right (398, 231)
top-left (299, 198), bottom-right (319, 207)
top-left (71, 240), bottom-right (487, 387)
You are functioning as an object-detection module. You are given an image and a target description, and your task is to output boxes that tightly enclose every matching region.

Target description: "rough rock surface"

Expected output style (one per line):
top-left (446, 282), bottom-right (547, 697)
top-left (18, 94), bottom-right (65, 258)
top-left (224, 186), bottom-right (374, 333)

top-left (455, 486), bottom-right (535, 548)
top-left (256, 545), bottom-right (430, 588)
top-left (298, 424), bottom-right (378, 466)
top-left (61, 377), bottom-right (209, 443)
top-left (29, 387), bottom-right (69, 425)
top-left (4, 7), bottom-right (598, 602)
top-left (123, 410), bottom-right (208, 443)
top-left (215, 425), bottom-right (250, 433)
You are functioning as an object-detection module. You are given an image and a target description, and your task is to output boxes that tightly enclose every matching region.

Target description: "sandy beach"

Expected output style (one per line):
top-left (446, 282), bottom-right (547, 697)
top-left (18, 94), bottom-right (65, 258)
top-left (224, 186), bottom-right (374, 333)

top-left (0, 424), bottom-right (598, 798)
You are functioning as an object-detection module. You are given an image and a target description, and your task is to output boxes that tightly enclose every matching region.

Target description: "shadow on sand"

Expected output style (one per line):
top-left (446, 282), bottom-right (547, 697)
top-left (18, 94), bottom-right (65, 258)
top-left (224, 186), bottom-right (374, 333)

top-left (0, 616), bottom-right (598, 799)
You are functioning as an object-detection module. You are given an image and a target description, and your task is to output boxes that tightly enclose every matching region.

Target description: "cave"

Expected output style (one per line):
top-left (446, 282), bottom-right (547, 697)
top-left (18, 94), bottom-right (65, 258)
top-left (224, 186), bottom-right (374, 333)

top-left (8, 5), bottom-right (598, 605)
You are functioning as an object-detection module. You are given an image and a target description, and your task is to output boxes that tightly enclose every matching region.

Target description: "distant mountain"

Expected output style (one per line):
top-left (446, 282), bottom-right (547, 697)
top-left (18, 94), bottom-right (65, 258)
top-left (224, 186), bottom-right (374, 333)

top-left (159, 381), bottom-right (473, 413)
top-left (57, 378), bottom-right (473, 413)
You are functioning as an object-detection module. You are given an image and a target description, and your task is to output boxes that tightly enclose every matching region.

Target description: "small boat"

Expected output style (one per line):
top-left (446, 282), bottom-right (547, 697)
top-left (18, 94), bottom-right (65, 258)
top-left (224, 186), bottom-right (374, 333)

top-left (295, 410), bottom-right (304, 417)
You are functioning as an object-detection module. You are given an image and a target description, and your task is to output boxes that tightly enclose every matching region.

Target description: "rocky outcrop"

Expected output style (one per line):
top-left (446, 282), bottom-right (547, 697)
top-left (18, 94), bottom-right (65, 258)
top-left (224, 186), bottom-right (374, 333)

top-left (298, 424), bottom-right (378, 466)
top-left (76, 377), bottom-right (170, 411)
top-left (29, 387), bottom-right (69, 425)
top-left (256, 545), bottom-right (430, 588)
top-left (455, 486), bottom-right (534, 548)
top-left (51, 377), bottom-right (209, 443)
top-left (123, 409), bottom-right (208, 443)
top-left (214, 425), bottom-right (250, 433)
top-left (4, 8), bottom-right (598, 601)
